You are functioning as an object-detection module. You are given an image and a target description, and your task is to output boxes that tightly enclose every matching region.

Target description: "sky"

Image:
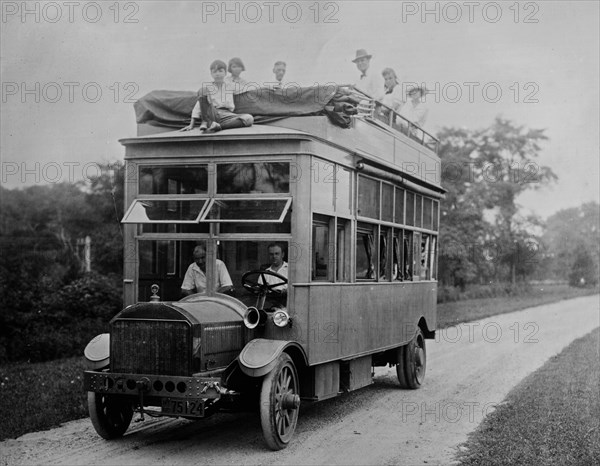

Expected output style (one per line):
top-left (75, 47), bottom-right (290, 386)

top-left (1, 0), bottom-right (599, 219)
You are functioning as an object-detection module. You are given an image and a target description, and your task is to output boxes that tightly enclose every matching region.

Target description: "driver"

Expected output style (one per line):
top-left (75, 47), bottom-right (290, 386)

top-left (258, 243), bottom-right (288, 307)
top-left (261, 243), bottom-right (288, 294)
top-left (181, 245), bottom-right (233, 297)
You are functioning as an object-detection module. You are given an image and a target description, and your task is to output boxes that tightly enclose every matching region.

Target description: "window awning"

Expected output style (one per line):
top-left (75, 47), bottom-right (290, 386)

top-left (201, 197), bottom-right (292, 223)
top-left (121, 198), bottom-right (209, 224)
top-left (122, 197), bottom-right (292, 224)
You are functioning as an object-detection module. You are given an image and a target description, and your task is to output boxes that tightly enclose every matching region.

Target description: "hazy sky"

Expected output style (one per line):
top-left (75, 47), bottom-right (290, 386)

top-left (1, 0), bottom-right (598, 219)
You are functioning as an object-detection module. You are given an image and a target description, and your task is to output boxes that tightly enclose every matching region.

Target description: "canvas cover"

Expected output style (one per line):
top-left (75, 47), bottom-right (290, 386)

top-left (134, 85), bottom-right (364, 129)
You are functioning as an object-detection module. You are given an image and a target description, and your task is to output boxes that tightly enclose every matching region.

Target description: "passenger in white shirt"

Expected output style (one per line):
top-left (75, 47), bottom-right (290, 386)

top-left (181, 245), bottom-right (233, 296)
top-left (352, 49), bottom-right (384, 99)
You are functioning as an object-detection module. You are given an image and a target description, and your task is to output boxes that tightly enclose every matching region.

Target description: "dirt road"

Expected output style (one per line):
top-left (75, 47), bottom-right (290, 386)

top-left (2, 295), bottom-right (598, 466)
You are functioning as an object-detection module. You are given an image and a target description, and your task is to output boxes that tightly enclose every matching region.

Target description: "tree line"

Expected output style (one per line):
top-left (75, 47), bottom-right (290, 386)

top-left (1, 118), bottom-right (598, 363)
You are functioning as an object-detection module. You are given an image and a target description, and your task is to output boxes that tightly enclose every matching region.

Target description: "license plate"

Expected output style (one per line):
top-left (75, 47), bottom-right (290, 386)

top-left (161, 398), bottom-right (204, 417)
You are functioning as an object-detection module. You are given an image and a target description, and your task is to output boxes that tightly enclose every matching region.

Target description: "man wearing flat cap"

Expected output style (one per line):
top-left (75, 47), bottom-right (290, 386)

top-left (352, 48), bottom-right (384, 99)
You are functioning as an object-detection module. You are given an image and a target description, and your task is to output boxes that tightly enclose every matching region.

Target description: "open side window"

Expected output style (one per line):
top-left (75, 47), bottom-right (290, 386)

top-left (122, 197), bottom-right (209, 224)
top-left (201, 197), bottom-right (292, 223)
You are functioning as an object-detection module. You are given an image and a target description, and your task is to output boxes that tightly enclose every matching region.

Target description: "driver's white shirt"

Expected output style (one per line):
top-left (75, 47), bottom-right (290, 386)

top-left (262, 262), bottom-right (288, 291)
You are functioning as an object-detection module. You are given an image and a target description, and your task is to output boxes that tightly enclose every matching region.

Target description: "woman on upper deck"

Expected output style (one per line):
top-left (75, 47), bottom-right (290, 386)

top-left (379, 68), bottom-right (404, 113)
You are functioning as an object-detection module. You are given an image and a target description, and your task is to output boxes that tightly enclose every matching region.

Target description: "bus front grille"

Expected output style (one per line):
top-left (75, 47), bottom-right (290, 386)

top-left (111, 320), bottom-right (191, 376)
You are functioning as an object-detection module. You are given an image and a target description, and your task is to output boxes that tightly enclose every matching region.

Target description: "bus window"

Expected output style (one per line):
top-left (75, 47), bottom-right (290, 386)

top-left (216, 162), bottom-right (289, 193)
top-left (381, 183), bottom-right (394, 223)
top-left (415, 195), bottom-right (423, 228)
top-left (312, 162), bottom-right (335, 212)
top-left (395, 188), bottom-right (405, 225)
top-left (357, 175), bottom-right (380, 220)
top-left (219, 210), bottom-right (291, 234)
top-left (139, 165), bottom-right (208, 195)
top-left (219, 240), bottom-right (289, 308)
top-left (312, 215), bottom-right (332, 281)
top-left (403, 231), bottom-right (414, 280)
top-left (141, 223), bottom-right (210, 234)
top-left (423, 197), bottom-right (433, 230)
top-left (430, 236), bottom-right (438, 280)
top-left (139, 239), bottom-right (206, 302)
top-left (406, 192), bottom-right (415, 226)
top-left (393, 232), bottom-right (400, 281)
top-left (412, 232), bottom-right (421, 280)
top-left (379, 227), bottom-right (392, 281)
top-left (420, 234), bottom-right (430, 280)
top-left (356, 223), bottom-right (376, 280)
top-left (335, 167), bottom-right (352, 217)
top-left (336, 219), bottom-right (351, 282)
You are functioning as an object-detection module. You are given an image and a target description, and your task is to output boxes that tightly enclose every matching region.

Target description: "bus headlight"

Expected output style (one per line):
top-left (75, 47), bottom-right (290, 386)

top-left (272, 309), bottom-right (290, 328)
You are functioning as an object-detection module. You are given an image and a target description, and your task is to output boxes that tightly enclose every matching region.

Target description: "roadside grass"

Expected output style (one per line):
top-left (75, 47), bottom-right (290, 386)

top-left (0, 356), bottom-right (88, 441)
top-left (0, 284), bottom-right (597, 441)
top-left (437, 284), bottom-right (598, 328)
top-left (456, 327), bottom-right (600, 465)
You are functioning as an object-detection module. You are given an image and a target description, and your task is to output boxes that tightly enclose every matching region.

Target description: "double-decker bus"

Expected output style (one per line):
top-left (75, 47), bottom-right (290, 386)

top-left (83, 86), bottom-right (444, 450)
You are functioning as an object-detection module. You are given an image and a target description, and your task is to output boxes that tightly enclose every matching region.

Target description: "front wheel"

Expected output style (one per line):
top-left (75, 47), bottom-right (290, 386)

top-left (88, 392), bottom-right (134, 439)
top-left (396, 327), bottom-right (426, 389)
top-left (259, 353), bottom-right (301, 450)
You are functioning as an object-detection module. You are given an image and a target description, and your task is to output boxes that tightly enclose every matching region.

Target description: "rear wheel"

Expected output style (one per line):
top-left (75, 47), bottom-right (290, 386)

top-left (396, 328), bottom-right (426, 389)
top-left (259, 353), bottom-right (300, 450)
top-left (88, 392), bottom-right (133, 439)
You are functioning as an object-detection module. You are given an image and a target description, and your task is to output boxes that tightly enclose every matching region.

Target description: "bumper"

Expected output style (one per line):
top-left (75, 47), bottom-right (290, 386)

top-left (83, 370), bottom-right (225, 400)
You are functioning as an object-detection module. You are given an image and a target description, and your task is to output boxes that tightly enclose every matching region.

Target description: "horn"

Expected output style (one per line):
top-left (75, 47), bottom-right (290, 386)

top-left (244, 306), bottom-right (266, 329)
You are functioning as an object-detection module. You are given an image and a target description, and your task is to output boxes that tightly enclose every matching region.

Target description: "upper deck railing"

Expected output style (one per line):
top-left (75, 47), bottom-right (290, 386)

top-left (344, 85), bottom-right (439, 154)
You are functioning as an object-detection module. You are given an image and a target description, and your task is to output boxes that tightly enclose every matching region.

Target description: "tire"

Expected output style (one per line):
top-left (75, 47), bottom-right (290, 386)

top-left (259, 353), bottom-right (300, 450)
top-left (396, 327), bottom-right (426, 389)
top-left (88, 392), bottom-right (134, 439)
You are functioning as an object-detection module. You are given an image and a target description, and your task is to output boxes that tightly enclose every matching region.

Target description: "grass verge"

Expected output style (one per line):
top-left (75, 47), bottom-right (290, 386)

top-left (456, 327), bottom-right (600, 465)
top-left (0, 285), bottom-right (597, 441)
top-left (437, 284), bottom-right (597, 328)
top-left (0, 356), bottom-right (88, 441)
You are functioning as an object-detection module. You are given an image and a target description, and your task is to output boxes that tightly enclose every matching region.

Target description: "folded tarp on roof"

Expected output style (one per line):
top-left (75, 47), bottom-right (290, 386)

top-left (134, 85), bottom-right (357, 129)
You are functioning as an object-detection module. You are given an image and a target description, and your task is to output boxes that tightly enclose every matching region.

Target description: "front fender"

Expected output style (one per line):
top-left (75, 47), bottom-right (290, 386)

top-left (84, 333), bottom-right (110, 370)
top-left (238, 338), bottom-right (307, 377)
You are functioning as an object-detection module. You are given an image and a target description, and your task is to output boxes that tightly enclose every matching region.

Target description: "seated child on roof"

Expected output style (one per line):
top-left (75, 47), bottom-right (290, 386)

top-left (180, 60), bottom-right (253, 133)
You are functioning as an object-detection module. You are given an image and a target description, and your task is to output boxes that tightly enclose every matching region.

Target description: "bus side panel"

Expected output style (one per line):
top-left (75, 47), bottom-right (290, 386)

top-left (306, 283), bottom-right (436, 365)
top-left (307, 285), bottom-right (342, 363)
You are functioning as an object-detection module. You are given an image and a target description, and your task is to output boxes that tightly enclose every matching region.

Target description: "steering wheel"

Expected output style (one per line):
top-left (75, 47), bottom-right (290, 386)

top-left (241, 270), bottom-right (288, 296)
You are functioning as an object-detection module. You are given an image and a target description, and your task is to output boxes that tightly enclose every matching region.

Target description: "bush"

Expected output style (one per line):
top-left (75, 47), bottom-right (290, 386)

top-left (437, 282), bottom-right (532, 303)
top-left (1, 273), bottom-right (122, 363)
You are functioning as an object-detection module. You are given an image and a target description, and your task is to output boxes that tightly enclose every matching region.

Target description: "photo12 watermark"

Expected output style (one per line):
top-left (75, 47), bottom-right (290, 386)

top-left (403, 81), bottom-right (540, 105)
top-left (400, 1), bottom-right (540, 24)
top-left (2, 81), bottom-right (140, 104)
top-left (1, 1), bottom-right (140, 23)
top-left (1, 161), bottom-right (122, 185)
top-left (200, 1), bottom-right (340, 24)
top-left (398, 399), bottom-right (538, 423)
top-left (436, 321), bottom-right (540, 344)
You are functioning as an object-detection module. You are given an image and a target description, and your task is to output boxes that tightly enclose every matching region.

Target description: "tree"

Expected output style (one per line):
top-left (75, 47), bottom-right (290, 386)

top-left (85, 162), bottom-right (125, 276)
top-left (541, 202), bottom-right (600, 283)
top-left (569, 248), bottom-right (598, 287)
top-left (437, 117), bottom-right (557, 286)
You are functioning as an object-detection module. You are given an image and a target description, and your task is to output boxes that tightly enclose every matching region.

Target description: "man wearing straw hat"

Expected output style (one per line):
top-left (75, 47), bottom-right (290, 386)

top-left (352, 48), bottom-right (384, 99)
